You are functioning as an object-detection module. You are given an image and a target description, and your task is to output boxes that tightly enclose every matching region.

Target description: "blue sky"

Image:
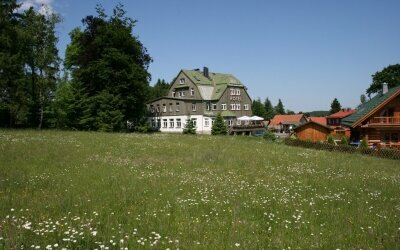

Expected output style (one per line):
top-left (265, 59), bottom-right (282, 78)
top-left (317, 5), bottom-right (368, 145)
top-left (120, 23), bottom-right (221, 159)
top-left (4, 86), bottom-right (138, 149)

top-left (20, 0), bottom-right (400, 112)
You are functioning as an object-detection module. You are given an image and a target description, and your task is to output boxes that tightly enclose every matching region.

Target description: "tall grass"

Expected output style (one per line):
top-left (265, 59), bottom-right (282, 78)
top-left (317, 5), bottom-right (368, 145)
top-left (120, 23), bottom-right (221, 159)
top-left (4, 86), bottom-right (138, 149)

top-left (0, 130), bottom-right (399, 249)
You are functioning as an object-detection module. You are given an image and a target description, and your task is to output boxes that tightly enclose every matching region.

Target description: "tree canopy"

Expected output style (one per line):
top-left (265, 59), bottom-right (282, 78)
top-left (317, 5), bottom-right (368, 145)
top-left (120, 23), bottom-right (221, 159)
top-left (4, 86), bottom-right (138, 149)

top-left (264, 98), bottom-right (275, 120)
top-left (65, 4), bottom-right (152, 131)
top-left (274, 99), bottom-right (285, 115)
top-left (252, 98), bottom-right (266, 118)
top-left (329, 98), bottom-right (342, 114)
top-left (366, 64), bottom-right (400, 97)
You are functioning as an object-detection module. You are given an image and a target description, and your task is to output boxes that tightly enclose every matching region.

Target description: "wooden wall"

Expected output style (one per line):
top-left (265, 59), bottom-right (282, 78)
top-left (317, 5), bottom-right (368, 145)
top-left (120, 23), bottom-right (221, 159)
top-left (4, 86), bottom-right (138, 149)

top-left (295, 123), bottom-right (330, 142)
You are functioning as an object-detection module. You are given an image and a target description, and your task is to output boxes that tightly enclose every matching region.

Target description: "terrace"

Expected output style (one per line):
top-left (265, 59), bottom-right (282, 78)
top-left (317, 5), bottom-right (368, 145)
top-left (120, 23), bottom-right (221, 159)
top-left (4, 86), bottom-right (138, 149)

top-left (368, 116), bottom-right (400, 126)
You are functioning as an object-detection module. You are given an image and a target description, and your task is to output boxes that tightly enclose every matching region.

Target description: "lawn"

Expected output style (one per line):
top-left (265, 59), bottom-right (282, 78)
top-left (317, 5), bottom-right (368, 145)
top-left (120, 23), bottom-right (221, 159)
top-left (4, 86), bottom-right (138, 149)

top-left (0, 130), bottom-right (399, 249)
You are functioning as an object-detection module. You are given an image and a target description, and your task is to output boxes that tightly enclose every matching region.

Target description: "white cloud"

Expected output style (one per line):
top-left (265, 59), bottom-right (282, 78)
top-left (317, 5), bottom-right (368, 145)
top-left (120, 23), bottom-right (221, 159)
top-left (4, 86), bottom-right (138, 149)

top-left (18, 0), bottom-right (55, 15)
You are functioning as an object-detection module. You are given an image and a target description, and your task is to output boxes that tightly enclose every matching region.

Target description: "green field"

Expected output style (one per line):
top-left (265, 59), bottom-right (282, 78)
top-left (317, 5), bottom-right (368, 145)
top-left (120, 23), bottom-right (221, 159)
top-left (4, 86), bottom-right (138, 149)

top-left (0, 130), bottom-right (399, 249)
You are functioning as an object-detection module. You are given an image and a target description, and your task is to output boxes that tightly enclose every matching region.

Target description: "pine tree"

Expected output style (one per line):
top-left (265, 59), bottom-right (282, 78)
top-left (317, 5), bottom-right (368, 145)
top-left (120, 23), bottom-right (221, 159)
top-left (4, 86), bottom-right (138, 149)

top-left (330, 98), bottom-right (342, 114)
top-left (252, 98), bottom-right (266, 118)
top-left (211, 113), bottom-right (227, 135)
top-left (183, 117), bottom-right (196, 134)
top-left (274, 99), bottom-right (285, 115)
top-left (264, 98), bottom-right (275, 120)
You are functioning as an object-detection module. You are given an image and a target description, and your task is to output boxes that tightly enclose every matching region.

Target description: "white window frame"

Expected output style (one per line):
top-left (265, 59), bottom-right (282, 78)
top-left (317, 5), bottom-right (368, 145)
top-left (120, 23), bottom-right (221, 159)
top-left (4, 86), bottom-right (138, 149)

top-left (244, 104), bottom-right (249, 110)
top-left (212, 103), bottom-right (217, 110)
top-left (204, 118), bottom-right (210, 127)
top-left (236, 103), bottom-right (241, 110)
top-left (169, 119), bottom-right (174, 128)
top-left (162, 104), bottom-right (166, 113)
top-left (230, 104), bottom-right (236, 110)
top-left (163, 119), bottom-right (168, 128)
top-left (221, 103), bottom-right (227, 110)
top-left (230, 88), bottom-right (235, 95)
top-left (236, 89), bottom-right (240, 95)
top-left (179, 78), bottom-right (185, 84)
top-left (206, 102), bottom-right (210, 111)
top-left (169, 103), bottom-right (173, 112)
top-left (190, 88), bottom-right (194, 96)
top-left (192, 103), bottom-right (196, 112)
top-left (176, 103), bottom-right (180, 112)
top-left (176, 118), bottom-right (181, 128)
top-left (228, 120), bottom-right (233, 126)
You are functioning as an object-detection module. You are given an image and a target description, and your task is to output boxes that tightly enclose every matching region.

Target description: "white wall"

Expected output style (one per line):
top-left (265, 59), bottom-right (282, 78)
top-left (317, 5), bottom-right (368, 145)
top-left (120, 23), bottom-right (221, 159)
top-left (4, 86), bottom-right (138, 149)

top-left (148, 115), bottom-right (213, 134)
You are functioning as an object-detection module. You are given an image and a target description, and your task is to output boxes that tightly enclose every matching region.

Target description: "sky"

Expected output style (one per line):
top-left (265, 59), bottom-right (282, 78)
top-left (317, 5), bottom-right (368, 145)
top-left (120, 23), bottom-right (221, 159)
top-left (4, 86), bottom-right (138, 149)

top-left (18, 0), bottom-right (400, 112)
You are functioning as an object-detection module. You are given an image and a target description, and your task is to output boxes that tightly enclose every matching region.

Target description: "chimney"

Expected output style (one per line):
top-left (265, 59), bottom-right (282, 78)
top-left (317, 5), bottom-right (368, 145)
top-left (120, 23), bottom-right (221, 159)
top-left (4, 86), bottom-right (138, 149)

top-left (203, 67), bottom-right (209, 78)
top-left (383, 82), bottom-right (388, 94)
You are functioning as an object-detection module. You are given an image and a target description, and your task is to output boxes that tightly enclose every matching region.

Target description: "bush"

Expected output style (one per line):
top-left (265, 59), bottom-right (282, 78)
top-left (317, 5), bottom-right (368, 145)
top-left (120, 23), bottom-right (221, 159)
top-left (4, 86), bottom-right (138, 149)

top-left (340, 136), bottom-right (348, 145)
top-left (359, 139), bottom-right (368, 149)
top-left (183, 118), bottom-right (196, 134)
top-left (327, 135), bottom-right (335, 144)
top-left (263, 130), bottom-right (276, 141)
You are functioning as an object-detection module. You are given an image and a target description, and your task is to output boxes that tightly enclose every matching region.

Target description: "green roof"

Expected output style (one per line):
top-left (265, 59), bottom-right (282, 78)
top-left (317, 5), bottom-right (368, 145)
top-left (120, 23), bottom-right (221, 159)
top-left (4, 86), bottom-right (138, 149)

top-left (182, 69), bottom-right (244, 100)
top-left (342, 86), bottom-right (400, 127)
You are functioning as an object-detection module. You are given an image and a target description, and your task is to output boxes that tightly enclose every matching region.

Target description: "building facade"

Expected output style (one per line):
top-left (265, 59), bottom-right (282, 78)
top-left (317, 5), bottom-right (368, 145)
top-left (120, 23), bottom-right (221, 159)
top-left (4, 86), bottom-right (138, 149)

top-left (147, 67), bottom-right (252, 134)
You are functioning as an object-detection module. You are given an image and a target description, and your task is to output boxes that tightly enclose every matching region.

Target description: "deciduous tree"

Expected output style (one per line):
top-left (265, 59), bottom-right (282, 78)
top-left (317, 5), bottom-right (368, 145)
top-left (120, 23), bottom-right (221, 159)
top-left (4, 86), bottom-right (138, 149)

top-left (366, 64), bottom-right (400, 97)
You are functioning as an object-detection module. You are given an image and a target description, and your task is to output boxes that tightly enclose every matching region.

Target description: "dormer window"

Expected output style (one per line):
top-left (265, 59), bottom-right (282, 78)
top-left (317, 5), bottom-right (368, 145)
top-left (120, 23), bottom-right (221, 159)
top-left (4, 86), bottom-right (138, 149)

top-left (179, 78), bottom-right (185, 84)
top-left (190, 88), bottom-right (194, 96)
top-left (230, 89), bottom-right (235, 95)
top-left (236, 89), bottom-right (240, 95)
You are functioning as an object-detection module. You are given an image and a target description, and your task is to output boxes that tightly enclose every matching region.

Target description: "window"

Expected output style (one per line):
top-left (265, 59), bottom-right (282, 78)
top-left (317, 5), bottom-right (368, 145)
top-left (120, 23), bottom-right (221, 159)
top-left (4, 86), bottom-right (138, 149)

top-left (156, 105), bottom-right (160, 113)
top-left (212, 103), bottom-right (217, 110)
top-left (172, 91), bottom-right (176, 97)
top-left (236, 103), bottom-right (241, 110)
top-left (150, 105), bottom-right (155, 113)
top-left (192, 103), bottom-right (196, 112)
top-left (228, 120), bottom-right (233, 126)
top-left (157, 119), bottom-right (161, 128)
top-left (230, 88), bottom-right (235, 95)
top-left (190, 88), bottom-right (194, 96)
top-left (179, 78), bottom-right (185, 84)
top-left (162, 104), bottom-right (166, 113)
top-left (221, 103), bottom-right (227, 110)
top-left (163, 119), bottom-right (167, 128)
top-left (205, 118), bottom-right (210, 127)
top-left (244, 104), bottom-right (249, 110)
top-left (206, 102), bottom-right (211, 111)
top-left (230, 103), bottom-right (236, 110)
top-left (192, 118), bottom-right (197, 127)
top-left (151, 119), bottom-right (156, 127)
top-left (169, 119), bottom-right (174, 128)
top-left (211, 118), bottom-right (215, 125)
top-left (236, 89), bottom-right (240, 95)
top-left (176, 102), bottom-right (180, 111)
top-left (181, 91), bottom-right (185, 97)
top-left (176, 118), bottom-right (181, 128)
top-left (169, 103), bottom-right (173, 112)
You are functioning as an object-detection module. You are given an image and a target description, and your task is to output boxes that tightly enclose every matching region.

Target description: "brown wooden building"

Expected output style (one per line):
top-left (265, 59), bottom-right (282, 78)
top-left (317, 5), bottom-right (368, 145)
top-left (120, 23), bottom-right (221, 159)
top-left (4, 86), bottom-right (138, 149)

top-left (342, 84), bottom-right (400, 149)
top-left (294, 121), bottom-right (333, 142)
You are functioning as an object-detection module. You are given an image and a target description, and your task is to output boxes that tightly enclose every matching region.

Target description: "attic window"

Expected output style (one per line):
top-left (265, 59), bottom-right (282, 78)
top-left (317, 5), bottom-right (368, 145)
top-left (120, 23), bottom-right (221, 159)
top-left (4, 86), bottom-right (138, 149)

top-left (179, 78), bottom-right (185, 84)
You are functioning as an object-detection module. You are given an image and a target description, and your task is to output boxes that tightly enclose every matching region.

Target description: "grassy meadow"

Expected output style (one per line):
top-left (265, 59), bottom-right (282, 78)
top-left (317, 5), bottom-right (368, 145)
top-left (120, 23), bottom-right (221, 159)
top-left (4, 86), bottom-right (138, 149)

top-left (0, 130), bottom-right (399, 249)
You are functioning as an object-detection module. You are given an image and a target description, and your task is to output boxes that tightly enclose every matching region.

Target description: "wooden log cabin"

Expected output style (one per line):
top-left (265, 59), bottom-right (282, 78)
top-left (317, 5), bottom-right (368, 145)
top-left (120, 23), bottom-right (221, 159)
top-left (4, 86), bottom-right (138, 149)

top-left (294, 120), bottom-right (333, 142)
top-left (342, 84), bottom-right (400, 149)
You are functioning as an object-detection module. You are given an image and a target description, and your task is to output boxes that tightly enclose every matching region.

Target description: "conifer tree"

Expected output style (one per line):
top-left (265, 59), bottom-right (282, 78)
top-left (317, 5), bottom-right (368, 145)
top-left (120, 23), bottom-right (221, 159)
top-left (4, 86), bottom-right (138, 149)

top-left (183, 117), bottom-right (196, 134)
top-left (274, 99), bottom-right (285, 115)
top-left (211, 113), bottom-right (228, 135)
top-left (264, 98), bottom-right (275, 120)
top-left (329, 98), bottom-right (342, 114)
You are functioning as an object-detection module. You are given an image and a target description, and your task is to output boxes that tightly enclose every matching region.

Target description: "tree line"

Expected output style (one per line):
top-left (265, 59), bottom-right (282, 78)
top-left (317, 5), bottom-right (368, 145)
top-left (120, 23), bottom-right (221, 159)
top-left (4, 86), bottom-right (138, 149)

top-left (1, 1), bottom-right (399, 131)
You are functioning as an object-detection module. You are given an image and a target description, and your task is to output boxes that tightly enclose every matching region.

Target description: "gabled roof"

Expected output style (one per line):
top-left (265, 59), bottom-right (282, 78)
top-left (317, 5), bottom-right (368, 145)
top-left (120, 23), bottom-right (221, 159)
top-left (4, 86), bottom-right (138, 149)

top-left (294, 120), bottom-right (333, 132)
top-left (269, 114), bottom-right (306, 126)
top-left (308, 116), bottom-right (327, 126)
top-left (326, 109), bottom-right (356, 119)
top-left (181, 69), bottom-right (244, 100)
top-left (342, 85), bottom-right (400, 127)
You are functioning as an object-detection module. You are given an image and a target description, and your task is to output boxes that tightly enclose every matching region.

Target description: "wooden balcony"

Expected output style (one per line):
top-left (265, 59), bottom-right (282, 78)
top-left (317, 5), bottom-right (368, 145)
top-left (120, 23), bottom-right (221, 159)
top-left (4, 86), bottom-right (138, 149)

top-left (367, 116), bottom-right (400, 127)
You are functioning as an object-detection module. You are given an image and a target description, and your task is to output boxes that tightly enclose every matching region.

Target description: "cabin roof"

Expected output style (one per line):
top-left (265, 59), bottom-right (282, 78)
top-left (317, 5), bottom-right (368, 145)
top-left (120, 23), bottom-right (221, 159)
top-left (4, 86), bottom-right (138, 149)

top-left (294, 121), bottom-right (333, 132)
top-left (326, 109), bottom-right (356, 119)
top-left (269, 114), bottom-right (306, 126)
top-left (308, 116), bottom-right (327, 126)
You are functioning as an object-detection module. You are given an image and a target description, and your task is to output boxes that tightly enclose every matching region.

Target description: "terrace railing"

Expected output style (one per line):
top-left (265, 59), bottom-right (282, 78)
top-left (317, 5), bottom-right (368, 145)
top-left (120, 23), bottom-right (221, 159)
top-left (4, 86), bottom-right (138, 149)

top-left (369, 116), bottom-right (400, 125)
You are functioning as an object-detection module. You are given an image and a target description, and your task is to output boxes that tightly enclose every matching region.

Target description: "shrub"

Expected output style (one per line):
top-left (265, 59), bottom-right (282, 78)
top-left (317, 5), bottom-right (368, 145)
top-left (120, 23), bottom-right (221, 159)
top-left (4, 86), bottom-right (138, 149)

top-left (340, 136), bottom-right (348, 145)
top-left (263, 130), bottom-right (276, 141)
top-left (327, 135), bottom-right (335, 144)
top-left (359, 139), bottom-right (368, 149)
top-left (183, 118), bottom-right (196, 134)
